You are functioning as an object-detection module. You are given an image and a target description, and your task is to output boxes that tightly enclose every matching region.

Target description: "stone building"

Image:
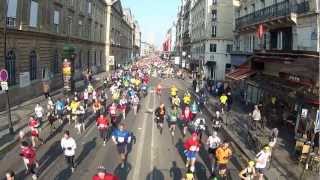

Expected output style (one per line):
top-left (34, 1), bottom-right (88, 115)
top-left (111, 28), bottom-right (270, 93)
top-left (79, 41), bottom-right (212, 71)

top-left (231, 0), bottom-right (319, 66)
top-left (0, 0), bottom-right (106, 109)
top-left (109, 2), bottom-right (133, 67)
top-left (133, 20), bottom-right (141, 60)
top-left (190, 0), bottom-right (234, 80)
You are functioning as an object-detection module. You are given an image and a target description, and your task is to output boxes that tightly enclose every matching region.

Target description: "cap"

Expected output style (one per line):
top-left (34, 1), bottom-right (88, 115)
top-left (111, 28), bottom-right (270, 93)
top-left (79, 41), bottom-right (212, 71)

top-left (248, 160), bottom-right (255, 167)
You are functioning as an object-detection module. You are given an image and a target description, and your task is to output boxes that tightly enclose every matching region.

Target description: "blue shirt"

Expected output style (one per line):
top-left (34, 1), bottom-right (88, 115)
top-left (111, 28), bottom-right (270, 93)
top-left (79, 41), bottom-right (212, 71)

top-left (112, 129), bottom-right (131, 144)
top-left (55, 100), bottom-right (65, 111)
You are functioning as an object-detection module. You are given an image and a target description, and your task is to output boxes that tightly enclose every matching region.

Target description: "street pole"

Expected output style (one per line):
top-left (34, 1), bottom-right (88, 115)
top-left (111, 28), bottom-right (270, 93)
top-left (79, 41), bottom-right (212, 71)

top-left (3, 0), bottom-right (13, 134)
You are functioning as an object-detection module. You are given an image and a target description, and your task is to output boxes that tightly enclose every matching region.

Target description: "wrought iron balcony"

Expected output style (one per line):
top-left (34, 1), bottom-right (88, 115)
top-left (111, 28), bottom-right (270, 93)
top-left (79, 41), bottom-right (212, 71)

top-left (235, 1), bottom-right (310, 29)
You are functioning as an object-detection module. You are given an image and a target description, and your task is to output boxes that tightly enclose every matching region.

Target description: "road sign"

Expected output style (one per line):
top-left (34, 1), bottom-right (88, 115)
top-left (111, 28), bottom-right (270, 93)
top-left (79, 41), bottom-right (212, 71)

top-left (1, 81), bottom-right (8, 91)
top-left (0, 69), bottom-right (8, 81)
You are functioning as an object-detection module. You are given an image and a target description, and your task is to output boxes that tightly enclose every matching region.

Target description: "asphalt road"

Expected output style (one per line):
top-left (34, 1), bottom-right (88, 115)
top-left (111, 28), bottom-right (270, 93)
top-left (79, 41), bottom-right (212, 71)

top-left (0, 77), bottom-right (243, 180)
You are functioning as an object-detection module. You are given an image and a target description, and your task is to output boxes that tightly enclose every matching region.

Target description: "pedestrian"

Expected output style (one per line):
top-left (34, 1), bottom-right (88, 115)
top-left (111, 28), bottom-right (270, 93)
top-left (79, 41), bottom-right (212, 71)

top-left (92, 166), bottom-right (119, 180)
top-left (251, 105), bottom-right (261, 130)
top-left (93, 99), bottom-right (102, 117)
top-left (28, 116), bottom-right (44, 148)
top-left (215, 142), bottom-right (232, 178)
top-left (34, 104), bottom-right (44, 124)
top-left (5, 170), bottom-right (15, 180)
top-left (132, 94), bottom-right (139, 115)
top-left (96, 114), bottom-right (110, 146)
top-left (226, 92), bottom-right (233, 112)
top-left (76, 103), bottom-right (86, 134)
top-left (42, 81), bottom-right (50, 99)
top-left (19, 141), bottom-right (38, 180)
top-left (219, 94), bottom-right (228, 114)
top-left (239, 160), bottom-right (256, 180)
top-left (119, 95), bottom-right (128, 120)
top-left (207, 131), bottom-right (221, 175)
top-left (255, 146), bottom-right (271, 180)
top-left (55, 98), bottom-right (65, 124)
top-left (83, 89), bottom-right (89, 109)
top-left (47, 111), bottom-right (56, 131)
top-left (70, 98), bottom-right (80, 125)
top-left (112, 123), bottom-right (132, 168)
top-left (184, 133), bottom-right (200, 172)
top-left (47, 96), bottom-right (55, 114)
top-left (61, 130), bottom-right (77, 173)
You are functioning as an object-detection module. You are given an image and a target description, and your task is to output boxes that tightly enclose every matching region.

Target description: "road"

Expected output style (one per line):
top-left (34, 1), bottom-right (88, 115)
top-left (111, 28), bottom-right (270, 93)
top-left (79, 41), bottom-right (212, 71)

top-left (0, 77), bottom-right (243, 180)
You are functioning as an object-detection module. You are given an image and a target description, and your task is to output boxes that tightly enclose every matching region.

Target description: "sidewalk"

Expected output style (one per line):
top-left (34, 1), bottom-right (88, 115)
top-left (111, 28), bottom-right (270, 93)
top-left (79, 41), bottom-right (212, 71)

top-left (203, 93), bottom-right (319, 180)
top-left (0, 72), bottom-right (107, 154)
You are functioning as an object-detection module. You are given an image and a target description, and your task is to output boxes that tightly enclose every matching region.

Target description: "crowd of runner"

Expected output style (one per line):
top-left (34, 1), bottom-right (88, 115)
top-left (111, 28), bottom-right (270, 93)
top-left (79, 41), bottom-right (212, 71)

top-left (5, 56), bottom-right (273, 180)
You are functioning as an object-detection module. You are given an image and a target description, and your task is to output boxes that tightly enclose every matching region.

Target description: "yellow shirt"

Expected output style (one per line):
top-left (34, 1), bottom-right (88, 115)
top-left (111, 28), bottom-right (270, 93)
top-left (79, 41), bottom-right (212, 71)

top-left (70, 101), bottom-right (79, 113)
top-left (220, 95), bottom-right (228, 105)
top-left (216, 147), bottom-right (232, 164)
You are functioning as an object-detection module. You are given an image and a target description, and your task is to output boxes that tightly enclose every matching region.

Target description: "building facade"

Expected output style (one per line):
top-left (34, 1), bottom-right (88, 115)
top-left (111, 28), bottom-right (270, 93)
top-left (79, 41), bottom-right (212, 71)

top-left (141, 42), bottom-right (155, 57)
top-left (175, 6), bottom-right (184, 65)
top-left (182, 0), bottom-right (192, 69)
top-left (109, 2), bottom-right (133, 67)
top-left (133, 20), bottom-right (141, 60)
top-left (190, 0), bottom-right (234, 80)
top-left (232, 0), bottom-right (320, 66)
top-left (0, 0), bottom-right (106, 109)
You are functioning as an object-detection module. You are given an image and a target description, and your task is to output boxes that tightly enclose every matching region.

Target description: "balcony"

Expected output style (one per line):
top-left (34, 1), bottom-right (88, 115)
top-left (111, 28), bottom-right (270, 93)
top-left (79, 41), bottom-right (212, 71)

top-left (6, 17), bottom-right (17, 29)
top-left (235, 1), bottom-right (310, 29)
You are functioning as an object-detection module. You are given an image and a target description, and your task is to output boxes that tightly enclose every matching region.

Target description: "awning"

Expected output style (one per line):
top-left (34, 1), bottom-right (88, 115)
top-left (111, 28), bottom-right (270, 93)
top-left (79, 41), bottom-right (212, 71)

top-left (205, 61), bottom-right (216, 67)
top-left (226, 68), bottom-right (256, 80)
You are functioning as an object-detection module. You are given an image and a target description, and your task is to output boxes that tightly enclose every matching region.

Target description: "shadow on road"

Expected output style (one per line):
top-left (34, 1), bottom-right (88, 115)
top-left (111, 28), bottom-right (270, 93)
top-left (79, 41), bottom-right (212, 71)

top-left (169, 161), bottom-right (183, 180)
top-left (76, 137), bottom-right (97, 166)
top-left (146, 166), bottom-right (165, 180)
top-left (194, 161), bottom-right (207, 180)
top-left (114, 162), bottom-right (132, 180)
top-left (38, 140), bottom-right (63, 174)
top-left (175, 138), bottom-right (186, 164)
top-left (54, 166), bottom-right (73, 180)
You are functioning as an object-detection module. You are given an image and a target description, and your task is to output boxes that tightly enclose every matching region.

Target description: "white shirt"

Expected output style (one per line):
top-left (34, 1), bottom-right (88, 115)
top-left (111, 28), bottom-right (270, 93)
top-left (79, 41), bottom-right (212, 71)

top-left (255, 151), bottom-right (270, 168)
top-left (83, 91), bottom-right (89, 100)
top-left (61, 137), bottom-right (77, 156)
top-left (207, 136), bottom-right (221, 149)
top-left (252, 109), bottom-right (261, 121)
top-left (35, 106), bottom-right (44, 118)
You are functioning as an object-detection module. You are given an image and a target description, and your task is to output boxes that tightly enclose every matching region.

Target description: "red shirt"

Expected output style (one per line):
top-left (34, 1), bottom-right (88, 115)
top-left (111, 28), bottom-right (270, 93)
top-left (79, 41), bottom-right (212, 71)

top-left (29, 118), bottom-right (40, 128)
top-left (20, 146), bottom-right (36, 164)
top-left (96, 116), bottom-right (109, 129)
top-left (182, 109), bottom-right (193, 121)
top-left (92, 173), bottom-right (119, 180)
top-left (184, 138), bottom-right (200, 152)
top-left (109, 105), bottom-right (117, 115)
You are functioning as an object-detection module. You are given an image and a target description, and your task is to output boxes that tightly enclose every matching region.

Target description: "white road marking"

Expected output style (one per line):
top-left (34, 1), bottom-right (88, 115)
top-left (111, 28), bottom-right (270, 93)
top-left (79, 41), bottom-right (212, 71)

top-left (150, 89), bottom-right (156, 179)
top-left (131, 93), bottom-right (152, 180)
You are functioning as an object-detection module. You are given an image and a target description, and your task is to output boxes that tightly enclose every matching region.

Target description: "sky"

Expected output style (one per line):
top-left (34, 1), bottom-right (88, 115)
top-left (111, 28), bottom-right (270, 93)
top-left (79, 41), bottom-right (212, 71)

top-left (122, 0), bottom-right (180, 49)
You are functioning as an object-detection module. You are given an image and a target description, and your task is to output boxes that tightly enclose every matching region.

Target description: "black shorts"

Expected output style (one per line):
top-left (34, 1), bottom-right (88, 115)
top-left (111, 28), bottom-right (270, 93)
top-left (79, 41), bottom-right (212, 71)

top-left (208, 147), bottom-right (217, 154)
top-left (117, 143), bottom-right (126, 154)
top-left (256, 168), bottom-right (265, 174)
top-left (218, 163), bottom-right (227, 170)
top-left (170, 121), bottom-right (177, 126)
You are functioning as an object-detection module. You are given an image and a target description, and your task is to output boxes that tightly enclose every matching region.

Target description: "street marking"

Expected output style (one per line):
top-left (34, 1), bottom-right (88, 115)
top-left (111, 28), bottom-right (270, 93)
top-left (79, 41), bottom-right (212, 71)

top-left (150, 89), bottom-right (156, 179)
top-left (131, 93), bottom-right (151, 180)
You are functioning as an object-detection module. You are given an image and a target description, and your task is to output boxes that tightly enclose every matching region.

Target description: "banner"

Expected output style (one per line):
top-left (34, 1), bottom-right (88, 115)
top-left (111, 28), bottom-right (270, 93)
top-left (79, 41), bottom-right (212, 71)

top-left (62, 59), bottom-right (72, 92)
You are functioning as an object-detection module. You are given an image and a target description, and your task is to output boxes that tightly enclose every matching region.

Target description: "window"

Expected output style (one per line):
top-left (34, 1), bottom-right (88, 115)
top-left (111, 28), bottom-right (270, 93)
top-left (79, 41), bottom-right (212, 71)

top-left (5, 50), bottom-right (16, 86)
top-left (52, 50), bottom-right (59, 74)
top-left (226, 44), bottom-right (233, 53)
top-left (210, 44), bottom-right (217, 52)
top-left (53, 11), bottom-right (60, 33)
top-left (7, 0), bottom-right (17, 27)
top-left (99, 51), bottom-right (102, 65)
top-left (212, 10), bottom-right (217, 21)
top-left (87, 51), bottom-right (90, 68)
top-left (78, 20), bottom-right (83, 37)
top-left (66, 16), bottom-right (73, 36)
top-left (94, 51), bottom-right (97, 65)
top-left (212, 0), bottom-right (217, 5)
top-left (88, 1), bottom-right (92, 14)
top-left (212, 25), bottom-right (217, 37)
top-left (29, 1), bottom-right (39, 27)
top-left (29, 51), bottom-right (37, 81)
top-left (79, 50), bottom-right (82, 68)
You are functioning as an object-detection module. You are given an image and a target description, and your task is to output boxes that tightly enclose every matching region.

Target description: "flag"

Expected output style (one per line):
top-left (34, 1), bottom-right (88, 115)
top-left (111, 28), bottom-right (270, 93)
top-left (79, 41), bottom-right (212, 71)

top-left (256, 24), bottom-right (265, 39)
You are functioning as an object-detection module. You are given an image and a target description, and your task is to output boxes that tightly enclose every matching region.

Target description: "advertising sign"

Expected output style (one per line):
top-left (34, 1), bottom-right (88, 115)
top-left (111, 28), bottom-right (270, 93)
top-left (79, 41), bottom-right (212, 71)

top-left (0, 69), bottom-right (8, 81)
top-left (62, 59), bottom-right (72, 92)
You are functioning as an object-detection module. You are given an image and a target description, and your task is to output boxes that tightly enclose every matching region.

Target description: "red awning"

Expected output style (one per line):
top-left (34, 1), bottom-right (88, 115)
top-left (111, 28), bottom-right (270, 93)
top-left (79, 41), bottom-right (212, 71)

top-left (226, 68), bottom-right (256, 80)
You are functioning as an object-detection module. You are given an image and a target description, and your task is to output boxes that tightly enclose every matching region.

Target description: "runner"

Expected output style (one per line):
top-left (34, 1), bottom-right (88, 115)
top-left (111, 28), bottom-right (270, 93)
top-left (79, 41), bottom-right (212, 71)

top-left (76, 103), bottom-right (86, 134)
top-left (61, 130), bottom-right (77, 172)
top-left (183, 91), bottom-right (192, 106)
top-left (70, 97), bottom-right (80, 125)
top-left (184, 133), bottom-right (200, 172)
top-left (19, 141), bottom-right (38, 180)
top-left (93, 99), bottom-right (102, 117)
top-left (5, 170), bottom-right (15, 180)
top-left (119, 95), bottom-right (128, 120)
top-left (34, 104), bottom-right (44, 124)
top-left (96, 114), bottom-right (110, 146)
top-left (156, 83), bottom-right (162, 97)
top-left (215, 142), bottom-right (232, 178)
top-left (169, 106), bottom-right (179, 137)
top-left (83, 89), bottom-right (89, 109)
top-left (109, 103), bottom-right (118, 128)
top-left (28, 116), bottom-right (44, 148)
top-left (255, 146), bottom-right (271, 180)
top-left (92, 166), bottom-right (119, 180)
top-left (132, 94), bottom-right (140, 115)
top-left (111, 123), bottom-right (132, 168)
top-left (239, 160), bottom-right (256, 180)
top-left (193, 111), bottom-right (206, 140)
top-left (155, 103), bottom-right (166, 134)
top-left (180, 106), bottom-right (193, 136)
top-left (47, 111), bottom-right (56, 131)
top-left (207, 131), bottom-right (221, 175)
top-left (55, 98), bottom-right (65, 124)
top-left (171, 95), bottom-right (180, 108)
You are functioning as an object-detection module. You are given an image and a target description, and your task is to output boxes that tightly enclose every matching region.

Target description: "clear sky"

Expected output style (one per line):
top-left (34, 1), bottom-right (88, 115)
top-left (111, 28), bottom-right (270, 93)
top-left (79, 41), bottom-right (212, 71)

top-left (122, 0), bottom-right (180, 49)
